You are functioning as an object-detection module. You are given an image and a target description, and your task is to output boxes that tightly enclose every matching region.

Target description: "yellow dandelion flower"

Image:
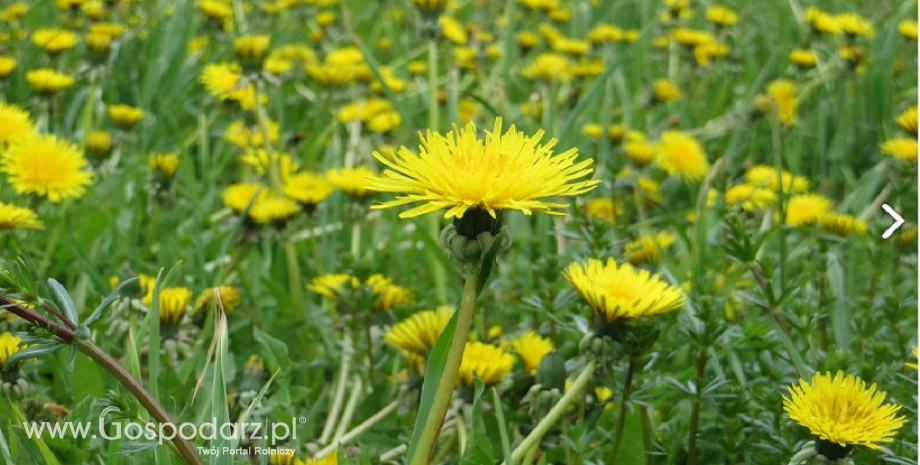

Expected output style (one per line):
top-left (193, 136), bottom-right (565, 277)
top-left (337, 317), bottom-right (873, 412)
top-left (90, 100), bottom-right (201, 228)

top-left (0, 332), bottom-right (26, 370)
top-left (0, 202), bottom-right (43, 230)
top-left (366, 274), bottom-right (413, 311)
top-left (880, 138), bottom-right (918, 162)
top-left (0, 102), bottom-right (35, 144)
top-left (790, 49), bottom-right (818, 68)
top-left (725, 183), bottom-right (777, 212)
top-left (783, 371), bottom-right (906, 452)
top-left (85, 130), bottom-right (112, 157)
top-left (458, 342), bottom-right (516, 386)
top-left (440, 15), bottom-right (468, 44)
top-left (239, 149), bottom-right (299, 179)
top-left (622, 139), bottom-right (655, 166)
top-left (899, 20), bottom-right (918, 40)
top-left (234, 34), bottom-right (270, 62)
top-left (197, 0), bottom-right (233, 21)
top-left (316, 11), bottom-right (337, 28)
top-left (654, 131), bottom-right (709, 181)
top-left (896, 106), bottom-right (918, 137)
top-left (26, 68), bottom-right (76, 94)
top-left (507, 331), bottom-right (553, 373)
top-left (222, 182), bottom-right (268, 213)
top-left (249, 195), bottom-right (300, 225)
top-left (158, 287), bottom-right (192, 324)
top-left (806, 8), bottom-right (840, 34)
top-left (651, 79), bottom-right (680, 103)
top-left (588, 24), bottom-right (624, 44)
top-left (32, 28), bottom-right (78, 54)
top-left (2, 135), bottom-right (92, 202)
top-left (88, 23), bottom-right (128, 40)
top-left (150, 153), bottom-right (179, 178)
top-left (327, 166), bottom-right (377, 198)
top-left (756, 79), bottom-right (798, 126)
top-left (705, 5), bottom-right (737, 26)
top-left (369, 118), bottom-right (598, 219)
top-left (694, 42), bottom-right (730, 66)
top-left (669, 28), bottom-right (715, 48)
top-left (625, 231), bottom-right (676, 265)
top-left (582, 123), bottom-right (603, 139)
top-left (552, 37), bottom-right (590, 57)
top-left (563, 258), bottom-right (685, 321)
top-left (367, 110), bottom-right (402, 133)
top-left (836, 13), bottom-right (875, 38)
top-left (194, 286), bottom-right (241, 313)
top-left (385, 306), bottom-right (454, 356)
top-left (521, 53), bottom-right (570, 81)
top-left (744, 165), bottom-right (810, 193)
top-left (283, 172), bottom-right (334, 208)
top-left (107, 104), bottom-right (145, 128)
top-left (84, 32), bottom-right (113, 53)
top-left (585, 198), bottom-right (619, 222)
top-left (817, 213), bottom-right (868, 237)
top-left (784, 194), bottom-right (832, 226)
top-left (225, 119), bottom-right (280, 149)
top-left (307, 273), bottom-right (359, 300)
top-left (336, 98), bottom-right (392, 123)
top-left (199, 62), bottom-right (258, 109)
top-left (0, 56), bottom-right (17, 78)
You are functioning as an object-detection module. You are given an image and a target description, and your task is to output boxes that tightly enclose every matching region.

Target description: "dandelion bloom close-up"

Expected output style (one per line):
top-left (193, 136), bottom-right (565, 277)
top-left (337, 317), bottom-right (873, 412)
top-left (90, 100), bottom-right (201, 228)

top-left (369, 117), bottom-right (599, 219)
top-left (564, 258), bottom-right (685, 321)
top-left (1, 135), bottom-right (93, 202)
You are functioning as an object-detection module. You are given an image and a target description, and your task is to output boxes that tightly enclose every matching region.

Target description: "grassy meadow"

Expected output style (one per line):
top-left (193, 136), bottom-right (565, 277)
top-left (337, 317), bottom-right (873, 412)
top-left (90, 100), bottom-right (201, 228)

top-left (0, 0), bottom-right (917, 464)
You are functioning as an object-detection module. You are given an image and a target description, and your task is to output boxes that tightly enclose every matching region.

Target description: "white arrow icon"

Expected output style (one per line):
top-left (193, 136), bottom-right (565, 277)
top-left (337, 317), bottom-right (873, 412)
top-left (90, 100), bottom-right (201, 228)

top-left (882, 204), bottom-right (905, 239)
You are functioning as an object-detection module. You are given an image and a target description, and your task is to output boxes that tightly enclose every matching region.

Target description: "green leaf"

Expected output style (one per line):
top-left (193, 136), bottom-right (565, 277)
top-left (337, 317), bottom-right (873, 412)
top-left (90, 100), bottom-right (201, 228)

top-left (491, 387), bottom-right (513, 465)
top-left (404, 308), bottom-right (459, 465)
top-left (253, 327), bottom-right (292, 375)
top-left (827, 252), bottom-right (848, 352)
top-left (4, 341), bottom-right (65, 368)
top-left (461, 378), bottom-right (495, 465)
top-left (84, 277), bottom-right (139, 328)
top-left (47, 278), bottom-right (78, 325)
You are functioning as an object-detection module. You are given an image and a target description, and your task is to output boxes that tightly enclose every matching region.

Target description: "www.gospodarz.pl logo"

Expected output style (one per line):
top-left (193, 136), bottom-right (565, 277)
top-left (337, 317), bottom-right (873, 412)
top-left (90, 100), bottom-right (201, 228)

top-left (23, 406), bottom-right (306, 446)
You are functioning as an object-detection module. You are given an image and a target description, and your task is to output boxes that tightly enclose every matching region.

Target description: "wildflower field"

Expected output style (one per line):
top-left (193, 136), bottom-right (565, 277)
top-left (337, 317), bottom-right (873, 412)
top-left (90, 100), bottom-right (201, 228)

top-left (0, 0), bottom-right (917, 464)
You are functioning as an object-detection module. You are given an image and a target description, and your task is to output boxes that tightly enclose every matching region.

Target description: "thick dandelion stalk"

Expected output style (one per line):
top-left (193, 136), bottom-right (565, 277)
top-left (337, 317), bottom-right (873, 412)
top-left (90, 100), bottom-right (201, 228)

top-left (408, 267), bottom-right (479, 465)
top-left (503, 359), bottom-right (597, 465)
top-left (609, 357), bottom-right (637, 462)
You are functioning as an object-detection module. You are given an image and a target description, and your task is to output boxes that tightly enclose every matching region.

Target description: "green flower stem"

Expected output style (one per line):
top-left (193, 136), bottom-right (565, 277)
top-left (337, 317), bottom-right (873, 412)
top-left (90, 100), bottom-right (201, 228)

top-left (315, 399), bottom-right (399, 460)
top-left (503, 359), bottom-right (598, 465)
top-left (0, 295), bottom-right (202, 465)
top-left (426, 38), bottom-right (448, 305)
top-left (38, 202), bottom-right (69, 278)
top-left (331, 375), bottom-right (363, 443)
top-left (319, 333), bottom-right (353, 445)
top-left (409, 266), bottom-right (479, 465)
top-left (686, 341), bottom-right (709, 465)
top-left (609, 357), bottom-right (636, 462)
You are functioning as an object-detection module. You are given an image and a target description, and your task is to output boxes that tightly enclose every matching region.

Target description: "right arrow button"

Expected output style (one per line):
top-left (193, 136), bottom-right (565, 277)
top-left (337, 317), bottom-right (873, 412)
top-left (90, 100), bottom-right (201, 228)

top-left (882, 203), bottom-right (905, 239)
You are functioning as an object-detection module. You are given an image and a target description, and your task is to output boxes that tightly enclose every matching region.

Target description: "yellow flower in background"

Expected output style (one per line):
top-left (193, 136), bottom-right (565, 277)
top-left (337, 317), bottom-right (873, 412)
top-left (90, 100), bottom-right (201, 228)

top-left (585, 198), bottom-right (619, 222)
top-left (789, 49), bottom-right (817, 68)
top-left (896, 106), bottom-right (918, 137)
top-left (836, 13), bottom-right (875, 38)
top-left (369, 118), bottom-right (598, 219)
top-left (158, 287), bottom-right (193, 323)
top-left (234, 34), bottom-right (270, 62)
top-left (283, 172), bottom-right (334, 208)
top-left (552, 37), bottom-right (590, 57)
top-left (0, 56), bottom-right (17, 78)
top-left (86, 130), bottom-right (112, 157)
top-left (88, 23), bottom-right (128, 40)
top-left (783, 371), bottom-right (906, 450)
top-left (725, 183), bottom-right (777, 212)
top-left (0, 102), bottom-right (35, 144)
top-left (26, 68), bottom-right (76, 94)
top-left (367, 111), bottom-right (402, 133)
top-left (564, 258), bottom-right (685, 321)
top-left (336, 98), bottom-right (392, 123)
top-left (651, 79), bottom-right (680, 103)
top-left (385, 306), bottom-right (454, 355)
top-left (624, 139), bottom-right (656, 166)
top-left (817, 213), bottom-right (868, 237)
top-left (194, 286), bottom-right (241, 313)
top-left (239, 149), bottom-right (299, 179)
top-left (439, 15), bottom-right (467, 44)
top-left (327, 166), bottom-right (377, 198)
top-left (249, 195), bottom-right (300, 225)
top-left (150, 153), bottom-right (180, 178)
top-left (705, 5), bottom-right (737, 26)
top-left (32, 28), bottom-right (78, 54)
top-left (200, 62), bottom-right (258, 109)
top-left (366, 274), bottom-right (413, 311)
top-left (0, 332), bottom-right (26, 370)
top-left (108, 104), bottom-right (145, 128)
top-left (756, 79), bottom-right (798, 126)
top-left (196, 0), bottom-right (233, 22)
top-left (654, 131), bottom-right (709, 181)
top-left (744, 165), bottom-right (810, 193)
top-left (784, 194), bottom-right (832, 226)
top-left (694, 42), bottom-right (729, 66)
top-left (805, 7), bottom-right (840, 35)
top-left (308, 273), bottom-right (359, 300)
top-left (0, 202), bottom-right (44, 230)
top-left (458, 342), bottom-right (516, 386)
top-left (899, 20), bottom-right (918, 40)
top-left (521, 53), bottom-right (570, 81)
top-left (625, 231), bottom-right (677, 265)
top-left (221, 182), bottom-right (268, 213)
top-left (507, 331), bottom-right (553, 373)
top-left (2, 135), bottom-right (92, 202)
top-left (880, 138), bottom-right (918, 162)
top-left (588, 24), bottom-right (624, 44)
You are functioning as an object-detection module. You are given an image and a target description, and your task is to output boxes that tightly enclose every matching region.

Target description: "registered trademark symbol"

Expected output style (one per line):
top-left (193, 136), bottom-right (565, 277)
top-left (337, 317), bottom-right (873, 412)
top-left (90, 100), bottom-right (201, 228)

top-left (299, 416), bottom-right (306, 424)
